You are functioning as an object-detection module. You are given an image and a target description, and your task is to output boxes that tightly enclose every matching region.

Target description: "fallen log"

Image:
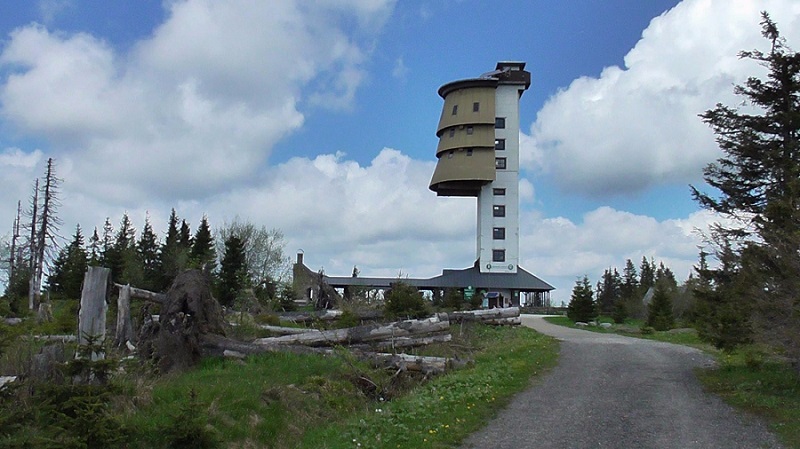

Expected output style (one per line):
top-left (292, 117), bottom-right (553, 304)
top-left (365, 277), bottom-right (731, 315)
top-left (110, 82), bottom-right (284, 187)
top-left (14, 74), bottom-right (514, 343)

top-left (200, 334), bottom-right (463, 375)
top-left (348, 333), bottom-right (453, 351)
top-left (256, 324), bottom-right (314, 335)
top-left (439, 307), bottom-right (520, 323)
top-left (114, 283), bottom-right (165, 303)
top-left (28, 335), bottom-right (77, 342)
top-left (277, 309), bottom-right (383, 324)
top-left (253, 316), bottom-right (449, 347)
top-left (483, 317), bottom-right (522, 326)
top-left (359, 352), bottom-right (469, 375)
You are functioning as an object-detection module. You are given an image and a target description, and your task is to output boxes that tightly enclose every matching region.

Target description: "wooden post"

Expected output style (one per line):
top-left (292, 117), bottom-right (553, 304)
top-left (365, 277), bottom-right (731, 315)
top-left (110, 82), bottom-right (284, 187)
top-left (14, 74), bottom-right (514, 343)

top-left (115, 284), bottom-right (134, 348)
top-left (78, 267), bottom-right (110, 358)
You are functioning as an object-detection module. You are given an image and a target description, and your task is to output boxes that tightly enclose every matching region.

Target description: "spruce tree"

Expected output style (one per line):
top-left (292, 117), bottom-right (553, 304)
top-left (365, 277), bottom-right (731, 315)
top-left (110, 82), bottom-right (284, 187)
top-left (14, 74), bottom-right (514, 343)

top-left (87, 227), bottom-right (101, 265)
top-left (190, 215), bottom-right (216, 271)
top-left (692, 13), bottom-right (799, 361)
top-left (106, 213), bottom-right (136, 284)
top-left (47, 224), bottom-right (87, 299)
top-left (218, 235), bottom-right (247, 307)
top-left (596, 268), bottom-right (621, 315)
top-left (100, 218), bottom-right (114, 265)
top-left (159, 208), bottom-right (185, 289)
top-left (567, 276), bottom-right (596, 323)
top-left (647, 283), bottom-right (674, 331)
top-left (639, 257), bottom-right (655, 295)
top-left (136, 215), bottom-right (161, 291)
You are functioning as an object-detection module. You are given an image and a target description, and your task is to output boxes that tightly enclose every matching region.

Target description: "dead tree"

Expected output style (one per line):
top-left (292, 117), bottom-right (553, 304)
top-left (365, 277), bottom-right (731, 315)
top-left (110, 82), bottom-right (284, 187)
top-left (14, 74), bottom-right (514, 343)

top-left (26, 178), bottom-right (38, 311)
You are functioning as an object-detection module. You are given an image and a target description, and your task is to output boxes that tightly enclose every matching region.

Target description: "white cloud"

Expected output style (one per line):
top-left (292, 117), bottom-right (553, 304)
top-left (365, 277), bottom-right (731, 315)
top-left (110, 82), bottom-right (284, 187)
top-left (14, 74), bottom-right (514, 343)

top-left (520, 207), bottom-right (719, 303)
top-left (524, 0), bottom-right (800, 196)
top-left (0, 0), bottom-right (394, 205)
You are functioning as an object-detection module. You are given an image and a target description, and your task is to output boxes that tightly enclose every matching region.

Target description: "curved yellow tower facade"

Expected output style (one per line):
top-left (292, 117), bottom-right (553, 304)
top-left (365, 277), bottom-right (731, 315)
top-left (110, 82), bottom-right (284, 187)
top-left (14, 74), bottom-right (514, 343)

top-left (430, 62), bottom-right (531, 273)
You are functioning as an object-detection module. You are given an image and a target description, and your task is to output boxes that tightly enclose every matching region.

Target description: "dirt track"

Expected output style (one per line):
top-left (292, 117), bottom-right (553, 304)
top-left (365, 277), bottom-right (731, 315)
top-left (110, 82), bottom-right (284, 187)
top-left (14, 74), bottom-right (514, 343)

top-left (460, 315), bottom-right (784, 449)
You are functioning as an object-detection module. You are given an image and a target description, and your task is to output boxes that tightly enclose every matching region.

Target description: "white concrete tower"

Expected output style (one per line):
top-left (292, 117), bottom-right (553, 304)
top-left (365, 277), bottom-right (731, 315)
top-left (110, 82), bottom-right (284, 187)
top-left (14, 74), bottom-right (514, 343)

top-left (429, 62), bottom-right (530, 273)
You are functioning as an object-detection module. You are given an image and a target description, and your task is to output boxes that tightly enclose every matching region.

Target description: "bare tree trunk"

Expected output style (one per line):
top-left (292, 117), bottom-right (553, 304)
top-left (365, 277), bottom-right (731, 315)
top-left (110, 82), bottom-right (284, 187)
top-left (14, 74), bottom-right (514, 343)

top-left (115, 284), bottom-right (134, 348)
top-left (34, 158), bottom-right (62, 308)
top-left (78, 267), bottom-right (110, 359)
top-left (8, 201), bottom-right (20, 287)
top-left (27, 179), bottom-right (38, 311)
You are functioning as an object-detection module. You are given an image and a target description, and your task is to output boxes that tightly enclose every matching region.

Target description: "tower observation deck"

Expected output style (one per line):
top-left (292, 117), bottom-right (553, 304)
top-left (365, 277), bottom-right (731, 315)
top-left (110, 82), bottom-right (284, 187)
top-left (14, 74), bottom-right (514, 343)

top-left (429, 62), bottom-right (531, 274)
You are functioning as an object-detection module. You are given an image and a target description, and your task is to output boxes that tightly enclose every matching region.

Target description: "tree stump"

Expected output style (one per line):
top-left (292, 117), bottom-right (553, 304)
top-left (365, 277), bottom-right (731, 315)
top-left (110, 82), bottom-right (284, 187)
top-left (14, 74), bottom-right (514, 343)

top-left (138, 270), bottom-right (226, 373)
top-left (78, 267), bottom-right (111, 358)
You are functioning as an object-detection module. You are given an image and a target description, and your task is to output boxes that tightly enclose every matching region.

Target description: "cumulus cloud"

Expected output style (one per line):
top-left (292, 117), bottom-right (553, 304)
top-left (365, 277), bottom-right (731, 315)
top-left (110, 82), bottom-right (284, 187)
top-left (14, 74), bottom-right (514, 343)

top-left (0, 0), bottom-right (395, 204)
top-left (520, 207), bottom-right (719, 303)
top-left (524, 0), bottom-right (800, 196)
top-left (193, 148), bottom-right (476, 278)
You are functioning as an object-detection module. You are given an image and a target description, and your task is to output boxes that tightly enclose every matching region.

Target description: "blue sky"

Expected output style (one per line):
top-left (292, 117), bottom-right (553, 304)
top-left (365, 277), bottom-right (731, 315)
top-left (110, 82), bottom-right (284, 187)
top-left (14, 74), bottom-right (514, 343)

top-left (1, 0), bottom-right (799, 302)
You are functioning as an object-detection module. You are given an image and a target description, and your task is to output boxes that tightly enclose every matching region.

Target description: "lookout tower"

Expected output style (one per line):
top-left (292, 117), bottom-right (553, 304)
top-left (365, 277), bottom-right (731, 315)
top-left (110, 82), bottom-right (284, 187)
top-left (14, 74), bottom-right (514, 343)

top-left (429, 62), bottom-right (531, 274)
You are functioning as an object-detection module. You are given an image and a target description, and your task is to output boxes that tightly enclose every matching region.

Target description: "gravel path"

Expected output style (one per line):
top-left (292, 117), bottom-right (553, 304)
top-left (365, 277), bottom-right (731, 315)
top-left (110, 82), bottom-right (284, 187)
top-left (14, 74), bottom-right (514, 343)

top-left (460, 315), bottom-right (784, 449)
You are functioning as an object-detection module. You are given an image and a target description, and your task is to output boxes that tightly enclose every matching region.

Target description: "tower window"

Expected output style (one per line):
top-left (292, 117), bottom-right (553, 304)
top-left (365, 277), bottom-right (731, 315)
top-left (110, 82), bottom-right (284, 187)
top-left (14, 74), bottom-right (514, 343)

top-left (493, 188), bottom-right (506, 196)
top-left (495, 139), bottom-right (505, 150)
top-left (495, 157), bottom-right (507, 170)
top-left (452, 105), bottom-right (458, 115)
top-left (493, 227), bottom-right (505, 240)
top-left (493, 205), bottom-right (505, 217)
top-left (467, 149), bottom-right (473, 156)
top-left (492, 249), bottom-right (506, 262)
top-left (473, 102), bottom-right (480, 112)
top-left (466, 126), bottom-right (473, 135)
top-left (449, 128), bottom-right (455, 137)
top-left (495, 117), bottom-right (506, 129)
top-left (447, 151), bottom-right (454, 159)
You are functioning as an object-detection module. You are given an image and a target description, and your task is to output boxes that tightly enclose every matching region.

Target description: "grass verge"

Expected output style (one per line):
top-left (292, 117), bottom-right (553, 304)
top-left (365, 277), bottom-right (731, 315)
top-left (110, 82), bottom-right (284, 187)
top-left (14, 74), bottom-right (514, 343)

top-left (299, 324), bottom-right (558, 448)
top-left (542, 315), bottom-right (711, 349)
top-left (118, 323), bottom-right (557, 448)
top-left (696, 353), bottom-right (800, 449)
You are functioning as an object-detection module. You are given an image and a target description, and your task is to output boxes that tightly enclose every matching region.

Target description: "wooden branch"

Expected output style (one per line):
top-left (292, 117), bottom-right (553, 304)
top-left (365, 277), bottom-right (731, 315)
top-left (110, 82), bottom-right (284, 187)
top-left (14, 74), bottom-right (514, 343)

top-left (252, 316), bottom-right (449, 347)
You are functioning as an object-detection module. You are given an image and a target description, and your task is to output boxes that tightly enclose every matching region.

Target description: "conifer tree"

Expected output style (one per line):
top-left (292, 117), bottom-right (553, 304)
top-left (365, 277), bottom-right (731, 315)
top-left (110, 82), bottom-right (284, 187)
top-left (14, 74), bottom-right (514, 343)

top-left (190, 215), bottom-right (216, 271)
top-left (159, 208), bottom-right (185, 289)
top-left (647, 283), bottom-right (675, 331)
top-left (47, 224), bottom-right (87, 299)
top-left (88, 227), bottom-right (101, 265)
top-left (596, 268), bottom-right (621, 315)
top-left (106, 213), bottom-right (136, 284)
top-left (218, 235), bottom-right (248, 307)
top-left (639, 256), bottom-right (655, 295)
top-left (136, 214), bottom-right (160, 291)
top-left (100, 218), bottom-right (114, 265)
top-left (567, 276), bottom-right (596, 323)
top-left (692, 13), bottom-right (799, 361)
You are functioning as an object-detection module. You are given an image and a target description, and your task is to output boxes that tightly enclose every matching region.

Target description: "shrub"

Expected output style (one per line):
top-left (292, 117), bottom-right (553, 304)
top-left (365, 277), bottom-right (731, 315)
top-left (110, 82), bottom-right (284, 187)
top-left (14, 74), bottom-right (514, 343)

top-left (162, 389), bottom-right (221, 449)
